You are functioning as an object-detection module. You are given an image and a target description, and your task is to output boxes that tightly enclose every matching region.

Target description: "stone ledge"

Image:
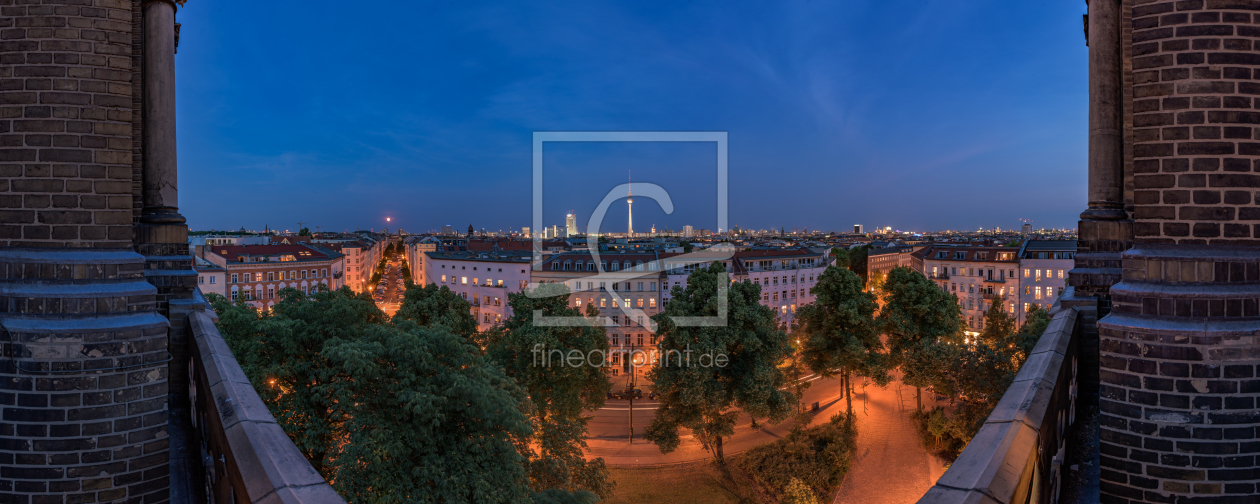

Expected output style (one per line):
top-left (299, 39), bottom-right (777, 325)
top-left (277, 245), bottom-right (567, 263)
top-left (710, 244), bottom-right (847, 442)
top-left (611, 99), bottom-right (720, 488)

top-left (917, 307), bottom-right (1083, 504)
top-left (188, 309), bottom-right (345, 504)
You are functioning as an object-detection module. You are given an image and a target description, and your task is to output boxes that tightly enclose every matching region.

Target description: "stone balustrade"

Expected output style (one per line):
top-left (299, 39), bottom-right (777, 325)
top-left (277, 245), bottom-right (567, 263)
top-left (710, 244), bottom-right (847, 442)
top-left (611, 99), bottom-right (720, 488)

top-left (917, 306), bottom-right (1085, 504)
top-left (185, 294), bottom-right (345, 504)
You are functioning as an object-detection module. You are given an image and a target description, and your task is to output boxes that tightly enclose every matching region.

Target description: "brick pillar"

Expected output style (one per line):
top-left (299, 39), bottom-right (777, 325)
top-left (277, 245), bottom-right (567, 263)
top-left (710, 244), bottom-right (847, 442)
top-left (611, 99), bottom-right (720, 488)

top-left (1095, 1), bottom-right (1260, 502)
top-left (0, 1), bottom-right (176, 502)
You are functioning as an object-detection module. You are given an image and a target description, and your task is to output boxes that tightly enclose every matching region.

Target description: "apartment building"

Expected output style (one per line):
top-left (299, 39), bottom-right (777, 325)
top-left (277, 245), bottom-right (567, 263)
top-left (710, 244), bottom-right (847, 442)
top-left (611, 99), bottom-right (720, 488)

top-left (661, 247), bottom-right (830, 328)
top-left (914, 240), bottom-right (1077, 329)
top-left (1015, 240), bottom-right (1075, 317)
top-left (867, 246), bottom-right (914, 280)
top-left (422, 250), bottom-right (532, 331)
top-left (202, 244), bottom-right (346, 311)
top-left (316, 235), bottom-right (384, 292)
top-left (402, 235), bottom-right (440, 285)
top-left (533, 251), bottom-right (669, 379)
top-left (916, 245), bottom-right (1022, 332)
top-left (193, 255), bottom-right (226, 299)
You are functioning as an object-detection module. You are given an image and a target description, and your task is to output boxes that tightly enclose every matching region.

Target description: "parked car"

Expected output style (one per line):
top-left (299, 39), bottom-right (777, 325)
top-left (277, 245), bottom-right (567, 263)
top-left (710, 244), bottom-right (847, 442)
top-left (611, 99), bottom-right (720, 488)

top-left (610, 388), bottom-right (643, 400)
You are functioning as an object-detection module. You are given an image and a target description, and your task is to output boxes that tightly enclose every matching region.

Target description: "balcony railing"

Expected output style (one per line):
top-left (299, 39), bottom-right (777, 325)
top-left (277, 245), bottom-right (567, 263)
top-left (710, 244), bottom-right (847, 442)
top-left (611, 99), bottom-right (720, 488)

top-left (929, 273), bottom-right (950, 280)
top-left (917, 304), bottom-right (1084, 504)
top-left (983, 277), bottom-right (1007, 283)
top-left (187, 292), bottom-right (346, 504)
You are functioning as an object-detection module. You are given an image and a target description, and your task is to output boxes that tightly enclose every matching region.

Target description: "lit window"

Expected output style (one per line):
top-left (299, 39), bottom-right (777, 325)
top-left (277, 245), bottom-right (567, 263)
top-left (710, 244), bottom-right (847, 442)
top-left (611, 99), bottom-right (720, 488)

top-left (1035, 287), bottom-right (1042, 300)
top-left (461, 276), bottom-right (467, 285)
top-left (1024, 269), bottom-right (1030, 278)
top-left (600, 298), bottom-right (607, 308)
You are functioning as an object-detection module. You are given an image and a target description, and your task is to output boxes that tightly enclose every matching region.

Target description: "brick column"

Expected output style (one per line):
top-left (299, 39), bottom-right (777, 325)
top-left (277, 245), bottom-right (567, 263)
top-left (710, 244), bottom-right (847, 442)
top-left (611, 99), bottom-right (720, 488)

top-left (1095, 1), bottom-right (1260, 502)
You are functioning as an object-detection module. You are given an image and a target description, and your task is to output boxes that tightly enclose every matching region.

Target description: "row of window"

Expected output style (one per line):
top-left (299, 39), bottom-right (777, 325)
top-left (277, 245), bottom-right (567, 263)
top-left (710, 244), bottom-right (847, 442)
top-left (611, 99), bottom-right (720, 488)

top-left (197, 275), bottom-right (217, 284)
top-left (762, 289), bottom-right (806, 302)
top-left (572, 296), bottom-right (658, 309)
top-left (441, 275), bottom-right (507, 287)
top-left (230, 281), bottom-right (327, 300)
top-left (568, 280), bottom-right (658, 292)
top-left (230, 269), bottom-right (329, 283)
top-left (555, 259), bottom-right (656, 272)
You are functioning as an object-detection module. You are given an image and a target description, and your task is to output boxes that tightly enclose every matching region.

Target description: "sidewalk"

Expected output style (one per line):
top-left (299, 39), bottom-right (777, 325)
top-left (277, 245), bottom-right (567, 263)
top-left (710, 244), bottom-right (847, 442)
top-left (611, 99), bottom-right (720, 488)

top-left (832, 375), bottom-right (946, 504)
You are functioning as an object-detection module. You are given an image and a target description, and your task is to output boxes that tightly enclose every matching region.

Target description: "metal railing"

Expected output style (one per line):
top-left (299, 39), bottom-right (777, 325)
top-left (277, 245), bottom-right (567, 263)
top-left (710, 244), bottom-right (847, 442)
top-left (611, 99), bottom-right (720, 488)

top-left (187, 294), bottom-right (346, 504)
top-left (917, 306), bottom-right (1082, 504)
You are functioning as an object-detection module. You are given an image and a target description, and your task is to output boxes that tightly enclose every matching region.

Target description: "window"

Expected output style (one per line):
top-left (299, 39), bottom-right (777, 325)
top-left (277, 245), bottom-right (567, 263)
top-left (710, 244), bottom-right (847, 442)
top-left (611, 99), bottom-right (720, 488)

top-left (198, 275), bottom-right (204, 285)
top-left (650, 282), bottom-right (657, 291)
top-left (600, 298), bottom-right (607, 308)
top-left (611, 315), bottom-right (620, 326)
top-left (763, 292), bottom-right (769, 301)
top-left (1058, 269), bottom-right (1064, 279)
top-left (576, 297), bottom-right (582, 307)
top-left (209, 276), bottom-right (216, 284)
top-left (268, 288), bottom-right (275, 299)
top-left (649, 297), bottom-right (656, 308)
top-left (1025, 286), bottom-right (1031, 295)
top-left (231, 290), bottom-right (238, 300)
top-left (244, 273), bottom-right (252, 282)
top-left (637, 334), bottom-right (644, 346)
top-left (1036, 287), bottom-right (1042, 300)
top-left (637, 298), bottom-right (644, 308)
top-left (637, 282), bottom-right (643, 291)
top-left (441, 275), bottom-right (447, 282)
top-left (1036, 269), bottom-right (1042, 281)
top-left (1024, 269), bottom-right (1030, 278)
top-left (461, 277), bottom-right (467, 285)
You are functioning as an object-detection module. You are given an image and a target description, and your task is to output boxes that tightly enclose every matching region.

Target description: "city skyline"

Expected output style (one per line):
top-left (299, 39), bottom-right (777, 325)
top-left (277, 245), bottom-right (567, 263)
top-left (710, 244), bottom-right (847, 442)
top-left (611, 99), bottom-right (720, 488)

top-left (175, 0), bottom-right (1088, 232)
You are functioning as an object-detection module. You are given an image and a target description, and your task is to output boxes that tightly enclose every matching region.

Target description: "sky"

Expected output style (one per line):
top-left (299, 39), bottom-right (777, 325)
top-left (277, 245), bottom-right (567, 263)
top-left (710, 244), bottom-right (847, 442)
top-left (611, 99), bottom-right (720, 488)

top-left (176, 0), bottom-right (1088, 234)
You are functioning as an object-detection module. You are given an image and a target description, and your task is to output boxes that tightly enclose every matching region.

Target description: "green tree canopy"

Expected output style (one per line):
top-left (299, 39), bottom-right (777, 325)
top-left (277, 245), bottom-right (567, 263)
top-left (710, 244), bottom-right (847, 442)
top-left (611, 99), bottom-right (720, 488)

top-left (877, 266), bottom-right (963, 409)
top-left (831, 247), bottom-right (851, 269)
top-left (644, 262), bottom-right (795, 464)
top-left (209, 288), bottom-right (535, 504)
top-left (393, 283), bottom-right (478, 339)
top-left (485, 288), bottom-right (614, 499)
top-left (848, 245), bottom-right (870, 283)
top-left (795, 266), bottom-right (889, 414)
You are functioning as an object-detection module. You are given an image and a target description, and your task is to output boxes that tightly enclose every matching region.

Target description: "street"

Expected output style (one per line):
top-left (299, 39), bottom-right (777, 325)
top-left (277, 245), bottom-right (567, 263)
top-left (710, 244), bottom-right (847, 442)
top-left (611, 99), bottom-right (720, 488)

top-left (374, 258), bottom-right (405, 317)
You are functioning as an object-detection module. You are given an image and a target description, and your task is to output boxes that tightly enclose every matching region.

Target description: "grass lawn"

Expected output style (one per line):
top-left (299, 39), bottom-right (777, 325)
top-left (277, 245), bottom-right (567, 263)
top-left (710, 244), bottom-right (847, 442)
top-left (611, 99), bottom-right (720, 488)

top-left (603, 461), bottom-right (752, 504)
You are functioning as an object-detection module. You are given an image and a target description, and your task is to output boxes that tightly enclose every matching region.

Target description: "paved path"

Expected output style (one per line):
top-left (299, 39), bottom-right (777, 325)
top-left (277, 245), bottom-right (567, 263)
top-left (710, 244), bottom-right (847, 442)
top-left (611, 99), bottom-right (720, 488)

top-left (832, 373), bottom-right (947, 504)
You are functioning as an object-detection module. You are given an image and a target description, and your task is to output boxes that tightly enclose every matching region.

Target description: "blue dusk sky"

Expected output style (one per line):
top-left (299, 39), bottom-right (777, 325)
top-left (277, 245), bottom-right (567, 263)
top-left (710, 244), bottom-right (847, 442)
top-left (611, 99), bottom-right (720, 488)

top-left (175, 0), bottom-right (1088, 234)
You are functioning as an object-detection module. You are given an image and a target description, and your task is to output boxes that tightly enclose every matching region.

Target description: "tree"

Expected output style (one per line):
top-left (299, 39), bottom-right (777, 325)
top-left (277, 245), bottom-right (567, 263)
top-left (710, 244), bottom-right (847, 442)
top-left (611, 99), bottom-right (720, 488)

top-left (393, 283), bottom-right (478, 340)
top-left (679, 240), bottom-right (694, 253)
top-left (298, 227), bottom-right (311, 236)
top-left (868, 269), bottom-right (887, 295)
top-left (210, 287), bottom-right (536, 504)
top-left (1013, 304), bottom-right (1051, 361)
top-left (848, 245), bottom-right (870, 283)
top-left (878, 266), bottom-right (964, 411)
top-left (978, 295), bottom-right (1016, 349)
top-left (644, 262), bottom-right (795, 465)
top-left (795, 266), bottom-right (888, 416)
top-left (831, 247), bottom-right (851, 269)
top-left (485, 287), bottom-right (614, 499)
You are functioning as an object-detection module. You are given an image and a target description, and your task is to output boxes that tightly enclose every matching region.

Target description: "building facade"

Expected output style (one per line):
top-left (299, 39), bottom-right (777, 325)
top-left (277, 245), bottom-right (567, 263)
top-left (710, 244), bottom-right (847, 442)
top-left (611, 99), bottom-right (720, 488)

top-left (917, 245), bottom-right (1022, 331)
top-left (422, 250), bottom-right (532, 331)
top-left (194, 255), bottom-right (227, 299)
top-left (867, 246), bottom-right (914, 281)
top-left (1016, 240), bottom-right (1075, 319)
top-left (202, 244), bottom-right (346, 311)
top-left (534, 251), bottom-right (669, 380)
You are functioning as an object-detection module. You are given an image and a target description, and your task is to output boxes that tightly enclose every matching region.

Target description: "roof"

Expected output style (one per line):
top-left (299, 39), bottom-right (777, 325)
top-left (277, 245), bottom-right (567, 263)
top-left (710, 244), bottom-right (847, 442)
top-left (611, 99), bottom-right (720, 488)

top-left (914, 244), bottom-right (1019, 263)
top-left (1022, 240), bottom-right (1076, 251)
top-left (207, 244), bottom-right (341, 263)
top-left (424, 250), bottom-right (532, 263)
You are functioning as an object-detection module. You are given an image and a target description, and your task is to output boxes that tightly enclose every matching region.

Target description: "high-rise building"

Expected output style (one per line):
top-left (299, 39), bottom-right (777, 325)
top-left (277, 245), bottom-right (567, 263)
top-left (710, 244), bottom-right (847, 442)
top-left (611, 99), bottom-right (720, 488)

top-left (442, 224), bottom-right (454, 234)
top-left (683, 225), bottom-right (694, 237)
top-left (854, 224), bottom-right (864, 234)
top-left (566, 213), bottom-right (578, 236)
top-left (522, 226), bottom-right (531, 238)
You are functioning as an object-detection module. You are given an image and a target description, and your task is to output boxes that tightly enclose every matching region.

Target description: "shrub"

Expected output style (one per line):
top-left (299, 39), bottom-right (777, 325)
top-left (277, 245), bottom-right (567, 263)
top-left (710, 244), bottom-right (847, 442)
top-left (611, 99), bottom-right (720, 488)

top-left (738, 414), bottom-right (857, 501)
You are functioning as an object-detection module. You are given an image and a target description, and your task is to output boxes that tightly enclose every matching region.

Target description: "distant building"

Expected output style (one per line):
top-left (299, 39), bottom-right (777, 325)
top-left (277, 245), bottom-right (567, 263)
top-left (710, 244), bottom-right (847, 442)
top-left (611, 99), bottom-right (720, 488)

top-left (442, 224), bottom-right (454, 234)
top-left (854, 224), bottom-right (864, 234)
top-left (683, 225), bottom-right (694, 237)
top-left (1021, 222), bottom-right (1032, 234)
top-left (202, 244), bottom-right (347, 311)
top-left (915, 244), bottom-right (1021, 332)
top-left (534, 251), bottom-right (668, 380)
top-left (193, 256), bottom-right (226, 299)
top-left (522, 226), bottom-right (531, 238)
top-left (566, 213), bottom-right (578, 236)
top-left (423, 250), bottom-right (532, 331)
top-left (867, 247), bottom-right (913, 280)
top-left (1015, 240), bottom-right (1074, 319)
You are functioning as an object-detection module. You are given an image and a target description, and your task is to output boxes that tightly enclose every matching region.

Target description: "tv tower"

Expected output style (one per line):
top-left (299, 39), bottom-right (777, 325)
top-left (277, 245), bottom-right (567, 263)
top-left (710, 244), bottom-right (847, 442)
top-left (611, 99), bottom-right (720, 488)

top-left (627, 170), bottom-right (634, 236)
